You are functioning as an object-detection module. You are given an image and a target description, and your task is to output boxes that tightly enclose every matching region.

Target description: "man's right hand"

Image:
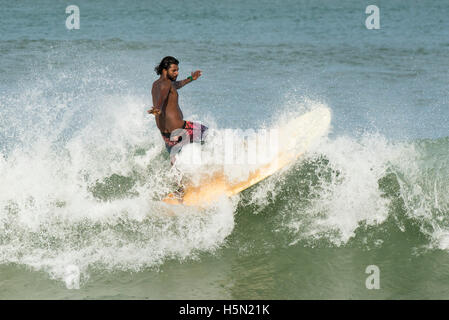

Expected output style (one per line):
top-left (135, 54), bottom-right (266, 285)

top-left (147, 106), bottom-right (161, 115)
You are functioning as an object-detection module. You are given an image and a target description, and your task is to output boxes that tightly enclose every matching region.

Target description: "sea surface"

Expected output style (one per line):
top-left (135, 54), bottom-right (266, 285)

top-left (0, 0), bottom-right (449, 299)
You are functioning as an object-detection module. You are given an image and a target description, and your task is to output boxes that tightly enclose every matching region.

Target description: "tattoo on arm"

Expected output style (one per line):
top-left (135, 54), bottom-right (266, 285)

top-left (173, 78), bottom-right (192, 90)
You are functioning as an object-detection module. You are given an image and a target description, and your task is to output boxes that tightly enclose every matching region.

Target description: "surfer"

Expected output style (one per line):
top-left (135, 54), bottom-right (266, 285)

top-left (148, 56), bottom-right (208, 164)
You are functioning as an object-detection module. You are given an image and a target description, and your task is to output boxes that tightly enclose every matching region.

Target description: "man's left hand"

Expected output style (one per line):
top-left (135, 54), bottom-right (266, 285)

top-left (191, 70), bottom-right (202, 80)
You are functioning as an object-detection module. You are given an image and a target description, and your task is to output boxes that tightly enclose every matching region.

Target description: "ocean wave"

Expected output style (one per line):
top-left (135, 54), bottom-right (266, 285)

top-left (1, 86), bottom-right (448, 288)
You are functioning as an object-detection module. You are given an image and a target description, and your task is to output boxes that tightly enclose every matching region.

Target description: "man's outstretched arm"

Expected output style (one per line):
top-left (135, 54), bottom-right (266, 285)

top-left (174, 70), bottom-right (202, 89)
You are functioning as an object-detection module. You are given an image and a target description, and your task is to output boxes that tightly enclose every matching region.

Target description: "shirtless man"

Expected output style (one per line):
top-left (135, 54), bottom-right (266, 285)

top-left (148, 56), bottom-right (208, 163)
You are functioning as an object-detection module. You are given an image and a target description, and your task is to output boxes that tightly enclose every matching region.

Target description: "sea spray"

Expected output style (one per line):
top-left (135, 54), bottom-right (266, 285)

top-left (0, 93), bottom-right (236, 288)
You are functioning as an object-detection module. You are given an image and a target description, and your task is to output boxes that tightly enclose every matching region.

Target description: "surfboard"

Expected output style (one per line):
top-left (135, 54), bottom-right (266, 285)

top-left (163, 107), bottom-right (331, 206)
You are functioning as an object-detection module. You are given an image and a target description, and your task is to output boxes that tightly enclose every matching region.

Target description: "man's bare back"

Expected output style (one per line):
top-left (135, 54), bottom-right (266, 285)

top-left (151, 79), bottom-right (184, 133)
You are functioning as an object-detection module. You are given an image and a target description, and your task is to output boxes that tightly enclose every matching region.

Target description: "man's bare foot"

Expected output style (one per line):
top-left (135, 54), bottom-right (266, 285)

top-left (173, 185), bottom-right (184, 198)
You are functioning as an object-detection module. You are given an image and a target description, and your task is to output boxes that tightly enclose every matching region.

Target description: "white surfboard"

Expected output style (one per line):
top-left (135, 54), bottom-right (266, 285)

top-left (163, 107), bottom-right (331, 206)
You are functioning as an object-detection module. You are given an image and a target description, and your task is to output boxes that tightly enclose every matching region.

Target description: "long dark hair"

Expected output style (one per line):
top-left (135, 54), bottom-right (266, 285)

top-left (154, 56), bottom-right (179, 75)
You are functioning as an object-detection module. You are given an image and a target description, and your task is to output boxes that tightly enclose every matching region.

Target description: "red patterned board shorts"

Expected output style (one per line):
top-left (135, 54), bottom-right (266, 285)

top-left (161, 120), bottom-right (208, 154)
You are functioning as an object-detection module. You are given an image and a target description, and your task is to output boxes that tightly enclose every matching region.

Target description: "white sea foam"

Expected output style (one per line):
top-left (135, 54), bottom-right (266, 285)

top-left (0, 93), bottom-right (236, 289)
top-left (299, 134), bottom-right (406, 244)
top-left (1, 83), bottom-right (448, 289)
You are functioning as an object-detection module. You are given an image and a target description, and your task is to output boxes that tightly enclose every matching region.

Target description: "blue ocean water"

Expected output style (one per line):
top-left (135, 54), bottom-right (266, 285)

top-left (0, 0), bottom-right (448, 298)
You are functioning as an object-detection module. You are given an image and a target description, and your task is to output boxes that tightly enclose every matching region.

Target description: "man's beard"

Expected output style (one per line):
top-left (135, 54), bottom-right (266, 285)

top-left (168, 74), bottom-right (177, 81)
